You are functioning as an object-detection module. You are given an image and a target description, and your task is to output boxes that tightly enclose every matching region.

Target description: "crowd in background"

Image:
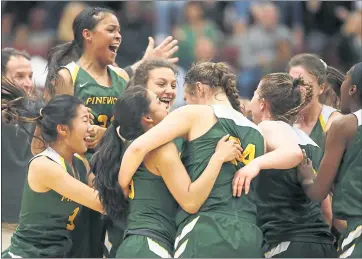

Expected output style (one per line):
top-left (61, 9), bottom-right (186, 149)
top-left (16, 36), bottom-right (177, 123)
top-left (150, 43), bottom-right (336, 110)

top-left (2, 1), bottom-right (361, 100)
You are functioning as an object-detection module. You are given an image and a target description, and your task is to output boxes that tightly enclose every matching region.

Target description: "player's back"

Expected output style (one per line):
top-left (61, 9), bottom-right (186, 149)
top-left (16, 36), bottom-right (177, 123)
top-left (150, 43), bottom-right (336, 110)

top-left (256, 125), bottom-right (334, 245)
top-left (176, 104), bottom-right (264, 226)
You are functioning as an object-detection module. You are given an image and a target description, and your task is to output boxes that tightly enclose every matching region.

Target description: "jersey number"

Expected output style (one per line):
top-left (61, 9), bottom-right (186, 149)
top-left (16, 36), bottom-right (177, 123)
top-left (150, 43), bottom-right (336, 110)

top-left (229, 136), bottom-right (256, 166)
top-left (97, 114), bottom-right (114, 128)
top-left (66, 207), bottom-right (80, 231)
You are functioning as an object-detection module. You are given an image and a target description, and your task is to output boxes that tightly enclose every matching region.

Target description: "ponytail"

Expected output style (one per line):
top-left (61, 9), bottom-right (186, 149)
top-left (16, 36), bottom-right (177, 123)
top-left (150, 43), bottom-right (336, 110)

top-left (91, 124), bottom-right (129, 220)
top-left (45, 41), bottom-right (81, 97)
top-left (2, 79), bottom-right (45, 135)
top-left (215, 63), bottom-right (241, 112)
top-left (2, 79), bottom-right (84, 147)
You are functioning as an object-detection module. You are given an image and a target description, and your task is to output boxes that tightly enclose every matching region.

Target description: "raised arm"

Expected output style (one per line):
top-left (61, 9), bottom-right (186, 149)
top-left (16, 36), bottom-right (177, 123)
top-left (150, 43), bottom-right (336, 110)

top-left (118, 105), bottom-right (206, 190)
top-left (154, 136), bottom-right (242, 214)
top-left (29, 157), bottom-right (103, 213)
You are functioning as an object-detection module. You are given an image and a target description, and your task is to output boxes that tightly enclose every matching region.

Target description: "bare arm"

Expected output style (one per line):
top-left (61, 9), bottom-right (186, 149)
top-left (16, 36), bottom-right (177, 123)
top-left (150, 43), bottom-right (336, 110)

top-left (254, 121), bottom-right (303, 170)
top-left (118, 105), bottom-right (207, 190)
top-left (155, 137), bottom-right (242, 214)
top-left (300, 116), bottom-right (351, 202)
top-left (29, 157), bottom-right (103, 213)
top-left (325, 111), bottom-right (342, 132)
top-left (232, 121), bottom-right (303, 196)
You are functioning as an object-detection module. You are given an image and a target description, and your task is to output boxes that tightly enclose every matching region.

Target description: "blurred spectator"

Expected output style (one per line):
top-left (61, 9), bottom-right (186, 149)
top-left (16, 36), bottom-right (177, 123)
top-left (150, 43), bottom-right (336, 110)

top-left (337, 11), bottom-right (362, 72)
top-left (274, 1), bottom-right (304, 52)
top-left (174, 1), bottom-right (222, 70)
top-left (56, 2), bottom-right (87, 43)
top-left (1, 48), bottom-right (35, 97)
top-left (237, 3), bottom-right (292, 98)
top-left (154, 1), bottom-right (186, 45)
top-left (115, 1), bottom-right (153, 68)
top-left (194, 37), bottom-right (216, 62)
top-left (303, 1), bottom-right (352, 55)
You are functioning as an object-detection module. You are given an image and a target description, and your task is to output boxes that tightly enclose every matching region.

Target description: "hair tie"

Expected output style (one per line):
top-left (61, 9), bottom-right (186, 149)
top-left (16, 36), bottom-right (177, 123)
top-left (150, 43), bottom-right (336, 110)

top-left (292, 77), bottom-right (302, 89)
top-left (320, 59), bottom-right (327, 70)
top-left (39, 108), bottom-right (44, 117)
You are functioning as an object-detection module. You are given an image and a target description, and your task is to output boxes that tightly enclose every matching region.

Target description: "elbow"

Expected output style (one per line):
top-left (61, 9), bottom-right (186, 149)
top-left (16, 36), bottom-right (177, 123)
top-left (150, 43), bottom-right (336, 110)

top-left (305, 189), bottom-right (328, 203)
top-left (291, 147), bottom-right (304, 167)
top-left (181, 202), bottom-right (201, 215)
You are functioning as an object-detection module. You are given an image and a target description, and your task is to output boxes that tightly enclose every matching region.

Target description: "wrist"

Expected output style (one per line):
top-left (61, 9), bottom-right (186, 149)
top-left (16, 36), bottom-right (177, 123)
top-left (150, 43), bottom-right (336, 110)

top-left (212, 152), bottom-right (226, 164)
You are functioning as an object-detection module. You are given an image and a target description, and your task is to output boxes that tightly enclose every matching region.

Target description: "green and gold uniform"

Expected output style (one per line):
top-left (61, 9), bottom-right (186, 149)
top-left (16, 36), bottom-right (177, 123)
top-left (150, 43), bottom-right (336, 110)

top-left (1, 147), bottom-right (87, 258)
top-left (63, 61), bottom-right (128, 258)
top-left (64, 61), bottom-right (128, 157)
top-left (333, 110), bottom-right (362, 258)
top-left (117, 165), bottom-right (178, 258)
top-left (258, 124), bottom-right (336, 258)
top-left (173, 104), bottom-right (265, 258)
top-left (309, 105), bottom-right (337, 149)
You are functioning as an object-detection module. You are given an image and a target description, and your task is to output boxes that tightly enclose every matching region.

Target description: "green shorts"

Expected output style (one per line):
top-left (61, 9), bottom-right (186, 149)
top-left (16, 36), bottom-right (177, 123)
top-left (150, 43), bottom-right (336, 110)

top-left (116, 235), bottom-right (172, 258)
top-left (1, 248), bottom-right (20, 258)
top-left (174, 213), bottom-right (263, 258)
top-left (263, 241), bottom-right (337, 258)
top-left (338, 219), bottom-right (362, 258)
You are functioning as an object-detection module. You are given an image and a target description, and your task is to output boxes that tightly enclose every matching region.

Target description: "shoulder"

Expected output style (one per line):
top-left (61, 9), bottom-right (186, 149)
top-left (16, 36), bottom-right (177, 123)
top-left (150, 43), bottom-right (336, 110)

top-left (172, 104), bottom-right (213, 118)
top-left (57, 68), bottom-right (73, 83)
top-left (29, 156), bottom-right (64, 177)
top-left (151, 142), bottom-right (179, 163)
top-left (327, 113), bottom-right (357, 142)
top-left (108, 65), bottom-right (130, 82)
top-left (258, 120), bottom-right (287, 132)
top-left (330, 113), bottom-right (357, 132)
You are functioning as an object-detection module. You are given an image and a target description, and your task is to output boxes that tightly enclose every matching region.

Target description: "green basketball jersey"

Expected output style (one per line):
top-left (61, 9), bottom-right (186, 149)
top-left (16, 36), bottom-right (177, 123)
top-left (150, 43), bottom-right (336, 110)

top-left (333, 109), bottom-right (362, 220)
top-left (5, 147), bottom-right (87, 258)
top-left (176, 104), bottom-right (264, 227)
top-left (309, 105), bottom-right (337, 149)
top-left (63, 62), bottom-right (128, 129)
top-left (125, 165), bottom-right (178, 249)
top-left (256, 124), bottom-right (333, 244)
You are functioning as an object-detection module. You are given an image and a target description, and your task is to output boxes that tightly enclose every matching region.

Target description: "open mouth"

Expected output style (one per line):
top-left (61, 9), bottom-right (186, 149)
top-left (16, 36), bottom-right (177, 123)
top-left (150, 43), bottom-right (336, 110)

top-left (159, 97), bottom-right (171, 106)
top-left (109, 45), bottom-right (118, 54)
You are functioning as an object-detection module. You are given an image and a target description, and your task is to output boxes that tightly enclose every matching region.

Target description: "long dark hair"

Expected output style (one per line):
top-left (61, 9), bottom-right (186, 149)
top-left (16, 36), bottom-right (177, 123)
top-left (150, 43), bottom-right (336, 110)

top-left (2, 79), bottom-right (83, 147)
top-left (91, 85), bottom-right (152, 220)
top-left (45, 7), bottom-right (114, 97)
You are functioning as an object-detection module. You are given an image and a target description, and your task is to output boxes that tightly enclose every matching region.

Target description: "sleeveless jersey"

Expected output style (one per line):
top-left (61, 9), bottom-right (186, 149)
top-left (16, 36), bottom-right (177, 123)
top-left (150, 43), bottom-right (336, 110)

top-left (176, 104), bottom-right (264, 227)
top-left (7, 147), bottom-right (87, 257)
top-left (256, 124), bottom-right (334, 244)
top-left (310, 105), bottom-right (337, 148)
top-left (125, 165), bottom-right (178, 248)
top-left (333, 109), bottom-right (362, 220)
top-left (63, 61), bottom-right (128, 129)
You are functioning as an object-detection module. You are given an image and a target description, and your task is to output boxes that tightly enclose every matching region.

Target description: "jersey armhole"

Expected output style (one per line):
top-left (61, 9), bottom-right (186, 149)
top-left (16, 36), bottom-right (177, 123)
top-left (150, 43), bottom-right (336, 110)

top-left (108, 65), bottom-right (129, 82)
top-left (61, 62), bottom-right (80, 86)
top-left (74, 153), bottom-right (90, 174)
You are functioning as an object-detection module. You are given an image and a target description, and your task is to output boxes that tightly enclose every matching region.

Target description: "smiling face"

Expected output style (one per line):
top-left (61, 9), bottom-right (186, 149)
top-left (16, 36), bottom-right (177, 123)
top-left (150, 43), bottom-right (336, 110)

top-left (144, 90), bottom-right (169, 126)
top-left (85, 12), bottom-right (122, 66)
top-left (146, 67), bottom-right (177, 110)
top-left (66, 104), bottom-right (91, 154)
top-left (4, 55), bottom-right (34, 94)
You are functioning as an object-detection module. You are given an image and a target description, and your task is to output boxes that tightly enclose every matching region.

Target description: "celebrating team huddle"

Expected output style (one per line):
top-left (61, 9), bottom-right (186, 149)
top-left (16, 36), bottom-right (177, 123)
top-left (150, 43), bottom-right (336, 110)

top-left (1, 6), bottom-right (361, 259)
